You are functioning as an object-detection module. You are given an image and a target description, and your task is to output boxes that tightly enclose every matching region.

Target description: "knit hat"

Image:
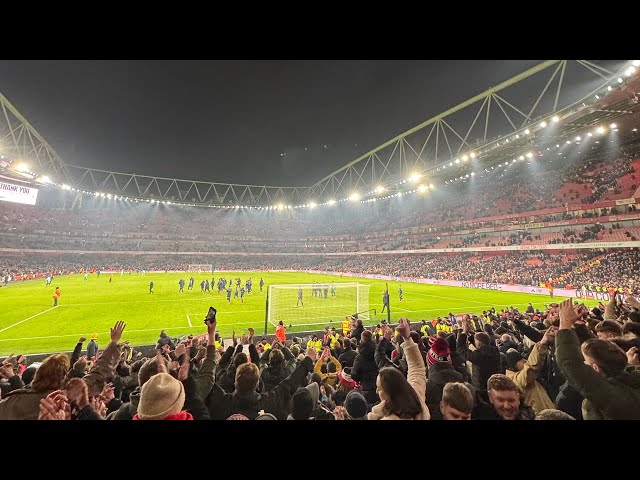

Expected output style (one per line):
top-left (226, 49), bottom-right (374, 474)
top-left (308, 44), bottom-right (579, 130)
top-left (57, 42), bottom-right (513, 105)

top-left (137, 372), bottom-right (185, 420)
top-left (290, 387), bottom-right (314, 420)
top-left (344, 390), bottom-right (368, 419)
top-left (338, 370), bottom-right (357, 389)
top-left (226, 413), bottom-right (249, 420)
top-left (256, 413), bottom-right (277, 420)
top-left (90, 333), bottom-right (98, 340)
top-left (427, 337), bottom-right (451, 367)
top-left (506, 350), bottom-right (524, 370)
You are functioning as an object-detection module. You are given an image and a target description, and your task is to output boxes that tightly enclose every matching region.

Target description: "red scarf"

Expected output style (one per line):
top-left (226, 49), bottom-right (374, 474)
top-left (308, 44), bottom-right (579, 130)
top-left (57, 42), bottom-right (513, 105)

top-left (133, 411), bottom-right (193, 420)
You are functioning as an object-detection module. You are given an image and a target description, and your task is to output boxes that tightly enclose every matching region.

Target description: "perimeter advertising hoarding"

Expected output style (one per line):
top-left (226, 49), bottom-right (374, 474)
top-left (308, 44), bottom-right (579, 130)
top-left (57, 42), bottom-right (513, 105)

top-left (0, 181), bottom-right (38, 205)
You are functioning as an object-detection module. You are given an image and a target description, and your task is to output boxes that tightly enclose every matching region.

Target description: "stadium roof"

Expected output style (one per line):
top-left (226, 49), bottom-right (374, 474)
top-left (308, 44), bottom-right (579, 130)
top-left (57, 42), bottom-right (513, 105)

top-left (1, 60), bottom-right (639, 207)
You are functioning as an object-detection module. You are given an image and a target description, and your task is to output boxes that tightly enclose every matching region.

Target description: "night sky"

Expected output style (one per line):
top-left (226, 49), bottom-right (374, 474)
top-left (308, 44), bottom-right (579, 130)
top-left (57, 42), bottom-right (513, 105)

top-left (0, 60), bottom-right (543, 186)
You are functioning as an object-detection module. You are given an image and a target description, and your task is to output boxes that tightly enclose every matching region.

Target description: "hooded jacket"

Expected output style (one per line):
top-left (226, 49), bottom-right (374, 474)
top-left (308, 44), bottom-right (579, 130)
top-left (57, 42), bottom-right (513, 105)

top-left (457, 332), bottom-right (501, 390)
top-left (505, 342), bottom-right (555, 415)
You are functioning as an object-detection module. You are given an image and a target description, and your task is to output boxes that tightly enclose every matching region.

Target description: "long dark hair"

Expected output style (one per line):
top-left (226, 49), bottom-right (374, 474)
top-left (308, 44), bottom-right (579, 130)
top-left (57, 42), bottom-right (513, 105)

top-left (378, 367), bottom-right (422, 419)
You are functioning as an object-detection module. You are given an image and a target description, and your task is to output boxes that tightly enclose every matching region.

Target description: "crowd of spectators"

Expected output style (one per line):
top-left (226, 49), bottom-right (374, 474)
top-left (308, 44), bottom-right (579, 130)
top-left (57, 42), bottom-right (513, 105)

top-left (2, 295), bottom-right (639, 420)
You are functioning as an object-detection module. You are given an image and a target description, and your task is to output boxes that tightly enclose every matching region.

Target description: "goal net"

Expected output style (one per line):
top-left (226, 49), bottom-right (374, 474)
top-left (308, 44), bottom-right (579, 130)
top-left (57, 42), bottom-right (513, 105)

top-left (188, 264), bottom-right (212, 273)
top-left (267, 282), bottom-right (371, 329)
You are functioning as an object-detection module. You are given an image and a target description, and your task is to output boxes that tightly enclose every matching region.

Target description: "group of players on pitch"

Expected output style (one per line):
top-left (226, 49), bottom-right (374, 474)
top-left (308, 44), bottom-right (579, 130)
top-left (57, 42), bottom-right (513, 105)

top-left (173, 276), bottom-right (265, 303)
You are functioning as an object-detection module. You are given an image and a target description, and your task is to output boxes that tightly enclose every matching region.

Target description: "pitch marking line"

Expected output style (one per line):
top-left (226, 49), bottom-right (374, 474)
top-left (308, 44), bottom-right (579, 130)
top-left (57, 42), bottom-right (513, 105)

top-left (186, 314), bottom-right (193, 327)
top-left (0, 306), bottom-right (58, 334)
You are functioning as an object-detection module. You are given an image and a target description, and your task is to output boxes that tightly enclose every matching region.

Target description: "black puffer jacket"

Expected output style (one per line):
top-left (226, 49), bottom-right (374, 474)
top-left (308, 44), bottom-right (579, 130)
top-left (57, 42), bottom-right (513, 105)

top-left (426, 362), bottom-right (464, 420)
top-left (457, 332), bottom-right (501, 391)
top-left (351, 341), bottom-right (379, 405)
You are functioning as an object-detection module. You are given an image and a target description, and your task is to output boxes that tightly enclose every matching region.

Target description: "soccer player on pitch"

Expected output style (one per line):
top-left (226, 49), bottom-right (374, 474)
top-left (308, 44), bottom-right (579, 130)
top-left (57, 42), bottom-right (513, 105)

top-left (331, 281), bottom-right (336, 298)
top-left (200, 280), bottom-right (205, 293)
top-left (260, 278), bottom-right (264, 292)
top-left (52, 286), bottom-right (61, 306)
top-left (226, 286), bottom-right (232, 304)
top-left (296, 287), bottom-right (304, 307)
top-left (178, 278), bottom-right (185, 293)
top-left (381, 289), bottom-right (389, 313)
top-left (149, 281), bottom-right (154, 294)
top-left (188, 277), bottom-right (194, 291)
top-left (240, 286), bottom-right (245, 303)
top-left (398, 285), bottom-right (403, 302)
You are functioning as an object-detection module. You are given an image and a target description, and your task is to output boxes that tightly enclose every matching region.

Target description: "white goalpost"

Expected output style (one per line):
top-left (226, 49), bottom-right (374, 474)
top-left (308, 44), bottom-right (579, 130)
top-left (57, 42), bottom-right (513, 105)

top-left (188, 264), bottom-right (213, 273)
top-left (267, 282), bottom-right (371, 328)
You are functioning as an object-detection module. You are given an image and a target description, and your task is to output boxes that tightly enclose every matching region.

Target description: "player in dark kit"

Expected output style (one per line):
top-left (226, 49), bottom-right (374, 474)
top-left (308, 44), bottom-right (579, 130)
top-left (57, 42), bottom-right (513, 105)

top-left (178, 279), bottom-right (185, 293)
top-left (260, 278), bottom-right (264, 292)
top-left (240, 286), bottom-right (245, 303)
top-left (205, 280), bottom-right (210, 293)
top-left (381, 289), bottom-right (389, 313)
top-left (188, 277), bottom-right (195, 290)
top-left (149, 281), bottom-right (154, 294)
top-left (296, 287), bottom-right (304, 307)
top-left (200, 280), bottom-right (205, 293)
top-left (398, 285), bottom-right (403, 302)
top-left (226, 287), bottom-right (232, 303)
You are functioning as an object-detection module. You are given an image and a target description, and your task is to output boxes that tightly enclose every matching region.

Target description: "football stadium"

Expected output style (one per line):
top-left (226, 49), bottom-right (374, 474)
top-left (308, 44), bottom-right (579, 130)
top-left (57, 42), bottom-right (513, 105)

top-left (1, 60), bottom-right (640, 421)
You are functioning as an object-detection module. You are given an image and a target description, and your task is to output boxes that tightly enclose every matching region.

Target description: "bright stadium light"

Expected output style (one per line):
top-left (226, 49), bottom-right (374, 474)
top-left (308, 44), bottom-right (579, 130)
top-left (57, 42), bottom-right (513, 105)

top-left (309, 202), bottom-right (316, 208)
top-left (587, 132), bottom-right (593, 137)
top-left (607, 86), bottom-right (613, 91)
top-left (610, 123), bottom-right (617, 129)
top-left (540, 121), bottom-right (547, 128)
top-left (566, 140), bottom-right (571, 144)
top-left (617, 77), bottom-right (623, 84)
top-left (62, 184), bottom-right (70, 190)
top-left (418, 184), bottom-right (427, 192)
top-left (526, 152), bottom-right (534, 159)
top-left (428, 183), bottom-right (434, 189)
top-left (375, 185), bottom-right (385, 194)
top-left (101, 193), bottom-right (106, 198)
top-left (455, 159), bottom-right (460, 164)
top-left (277, 203), bottom-right (284, 210)
top-left (469, 152), bottom-right (476, 159)
top-left (597, 126), bottom-right (606, 134)
top-left (524, 129), bottom-right (530, 135)
top-left (328, 199), bottom-right (336, 205)
top-left (349, 192), bottom-right (361, 202)
top-left (518, 155), bottom-right (525, 161)
top-left (408, 173), bottom-right (421, 182)
top-left (449, 162), bottom-right (453, 166)
top-left (552, 115), bottom-right (560, 123)
top-left (626, 66), bottom-right (636, 77)
top-left (462, 155), bottom-right (469, 161)
top-left (634, 60), bottom-right (640, 67)
top-left (16, 163), bottom-right (29, 172)
top-left (470, 172), bottom-right (475, 176)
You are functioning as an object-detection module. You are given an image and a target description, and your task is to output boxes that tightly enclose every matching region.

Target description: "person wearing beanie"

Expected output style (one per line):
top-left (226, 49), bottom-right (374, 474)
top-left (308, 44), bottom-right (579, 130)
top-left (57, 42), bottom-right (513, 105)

top-left (368, 318), bottom-right (430, 420)
top-left (426, 336), bottom-right (452, 368)
top-left (134, 372), bottom-right (190, 420)
top-left (343, 390), bottom-right (368, 419)
top-left (505, 327), bottom-right (556, 415)
top-left (425, 337), bottom-right (464, 419)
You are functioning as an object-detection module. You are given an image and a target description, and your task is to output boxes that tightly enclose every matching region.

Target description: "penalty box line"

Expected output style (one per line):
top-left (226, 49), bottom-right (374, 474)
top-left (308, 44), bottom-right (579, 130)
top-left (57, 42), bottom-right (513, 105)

top-left (0, 306), bottom-right (58, 334)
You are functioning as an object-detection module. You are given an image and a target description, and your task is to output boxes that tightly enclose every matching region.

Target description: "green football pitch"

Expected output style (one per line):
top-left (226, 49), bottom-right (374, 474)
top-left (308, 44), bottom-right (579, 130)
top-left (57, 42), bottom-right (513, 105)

top-left (0, 272), bottom-right (598, 355)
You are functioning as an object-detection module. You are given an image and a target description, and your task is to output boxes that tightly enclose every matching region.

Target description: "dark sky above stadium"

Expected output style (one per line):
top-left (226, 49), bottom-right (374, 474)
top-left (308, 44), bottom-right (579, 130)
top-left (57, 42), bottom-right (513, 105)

top-left (0, 60), bottom-right (544, 186)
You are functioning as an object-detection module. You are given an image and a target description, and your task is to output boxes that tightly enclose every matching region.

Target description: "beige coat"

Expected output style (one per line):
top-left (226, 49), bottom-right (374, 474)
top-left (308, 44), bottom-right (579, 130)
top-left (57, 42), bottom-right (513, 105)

top-left (505, 342), bottom-right (555, 414)
top-left (368, 337), bottom-right (430, 420)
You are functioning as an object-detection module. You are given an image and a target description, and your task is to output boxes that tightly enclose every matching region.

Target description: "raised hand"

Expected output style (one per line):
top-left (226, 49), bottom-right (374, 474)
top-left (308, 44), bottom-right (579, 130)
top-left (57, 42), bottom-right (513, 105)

top-left (73, 355), bottom-right (87, 372)
top-left (155, 350), bottom-right (168, 373)
top-left (64, 378), bottom-right (90, 410)
top-left (396, 318), bottom-right (411, 339)
top-left (90, 397), bottom-right (107, 418)
top-left (627, 346), bottom-right (639, 366)
top-left (558, 298), bottom-right (581, 330)
top-left (540, 325), bottom-right (558, 345)
top-left (333, 405), bottom-right (346, 420)
top-left (110, 320), bottom-right (126, 343)
top-left (78, 336), bottom-right (87, 343)
top-left (194, 346), bottom-right (206, 362)
top-left (0, 363), bottom-right (15, 379)
top-left (624, 296), bottom-right (640, 311)
top-left (178, 347), bottom-right (191, 381)
top-left (174, 343), bottom-right (186, 358)
top-left (39, 391), bottom-right (71, 420)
